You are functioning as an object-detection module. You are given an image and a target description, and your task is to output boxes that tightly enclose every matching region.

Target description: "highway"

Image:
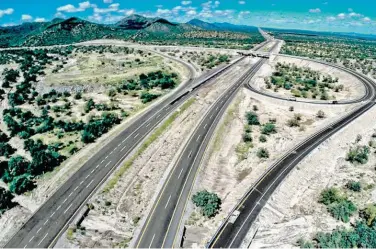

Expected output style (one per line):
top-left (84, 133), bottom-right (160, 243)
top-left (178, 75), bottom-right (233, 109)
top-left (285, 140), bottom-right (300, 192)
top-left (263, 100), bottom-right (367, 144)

top-left (4, 47), bottom-right (247, 248)
top-left (134, 41), bottom-right (276, 248)
top-left (207, 58), bottom-right (376, 248)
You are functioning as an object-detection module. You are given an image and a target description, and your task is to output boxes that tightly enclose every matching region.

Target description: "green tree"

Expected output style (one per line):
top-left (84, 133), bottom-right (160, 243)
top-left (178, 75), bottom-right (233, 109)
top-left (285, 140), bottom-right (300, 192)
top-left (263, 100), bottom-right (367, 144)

top-left (257, 148), bottom-right (269, 159)
top-left (262, 123), bottom-right (277, 135)
top-left (0, 187), bottom-right (15, 213)
top-left (328, 200), bottom-right (357, 222)
top-left (9, 174), bottom-right (35, 195)
top-left (346, 181), bottom-right (361, 192)
top-left (7, 155), bottom-right (30, 178)
top-left (246, 111), bottom-right (260, 125)
top-left (192, 190), bottom-right (221, 217)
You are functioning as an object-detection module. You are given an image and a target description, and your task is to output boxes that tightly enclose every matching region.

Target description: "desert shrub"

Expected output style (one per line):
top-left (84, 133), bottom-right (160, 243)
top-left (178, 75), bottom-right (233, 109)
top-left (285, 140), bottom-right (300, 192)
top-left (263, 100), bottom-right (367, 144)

top-left (317, 110), bottom-right (326, 118)
top-left (257, 148), bottom-right (269, 159)
top-left (346, 181), bottom-right (361, 192)
top-left (0, 187), bottom-right (15, 213)
top-left (319, 187), bottom-right (343, 205)
top-left (243, 132), bottom-right (252, 143)
top-left (259, 135), bottom-right (267, 143)
top-left (140, 92), bottom-right (160, 103)
top-left (346, 146), bottom-right (370, 164)
top-left (245, 111), bottom-right (260, 125)
top-left (192, 190), bottom-right (221, 217)
top-left (262, 123), bottom-right (277, 135)
top-left (328, 200), bottom-right (357, 222)
top-left (360, 204), bottom-right (376, 226)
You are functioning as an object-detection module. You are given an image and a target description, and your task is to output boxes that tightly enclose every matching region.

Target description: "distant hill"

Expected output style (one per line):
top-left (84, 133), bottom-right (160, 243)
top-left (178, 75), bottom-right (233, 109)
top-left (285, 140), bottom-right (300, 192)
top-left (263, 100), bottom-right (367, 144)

top-left (187, 19), bottom-right (258, 33)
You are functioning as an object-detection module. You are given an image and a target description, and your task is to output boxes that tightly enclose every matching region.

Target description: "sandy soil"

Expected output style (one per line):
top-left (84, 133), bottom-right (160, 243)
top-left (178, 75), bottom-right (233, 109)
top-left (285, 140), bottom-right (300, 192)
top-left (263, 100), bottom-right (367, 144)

top-left (181, 57), bottom-right (364, 247)
top-left (54, 58), bottom-right (258, 248)
top-left (247, 104), bottom-right (376, 248)
top-left (253, 55), bottom-right (365, 102)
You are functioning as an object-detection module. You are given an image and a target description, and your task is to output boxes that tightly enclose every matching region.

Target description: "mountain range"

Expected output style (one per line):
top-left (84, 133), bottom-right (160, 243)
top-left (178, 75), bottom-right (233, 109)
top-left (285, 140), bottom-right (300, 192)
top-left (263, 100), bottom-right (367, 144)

top-left (0, 15), bottom-right (262, 47)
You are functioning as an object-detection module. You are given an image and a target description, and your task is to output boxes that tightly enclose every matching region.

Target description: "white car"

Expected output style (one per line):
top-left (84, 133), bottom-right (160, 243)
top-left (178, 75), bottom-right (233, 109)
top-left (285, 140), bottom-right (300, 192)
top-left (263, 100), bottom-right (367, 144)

top-left (229, 210), bottom-right (241, 224)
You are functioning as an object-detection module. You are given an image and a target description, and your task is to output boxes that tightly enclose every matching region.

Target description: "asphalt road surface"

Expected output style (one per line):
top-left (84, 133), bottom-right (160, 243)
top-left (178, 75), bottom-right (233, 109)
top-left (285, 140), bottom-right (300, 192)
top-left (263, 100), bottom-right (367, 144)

top-left (208, 58), bottom-right (376, 248)
top-left (135, 58), bottom-right (266, 248)
top-left (4, 50), bottom-right (246, 249)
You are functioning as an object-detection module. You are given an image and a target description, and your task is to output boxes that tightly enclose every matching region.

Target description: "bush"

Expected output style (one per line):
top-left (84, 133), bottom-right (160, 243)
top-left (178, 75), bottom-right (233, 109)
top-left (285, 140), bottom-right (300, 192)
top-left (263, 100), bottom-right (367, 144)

top-left (360, 204), bottom-right (376, 226)
top-left (328, 200), bottom-right (357, 222)
top-left (243, 133), bottom-right (252, 143)
top-left (140, 92), bottom-right (160, 103)
top-left (9, 174), bottom-right (35, 195)
top-left (346, 146), bottom-right (370, 164)
top-left (346, 181), bottom-right (361, 192)
top-left (262, 123), bottom-right (277, 135)
top-left (192, 190), bottom-right (221, 217)
top-left (0, 143), bottom-right (15, 158)
top-left (259, 135), bottom-right (267, 143)
top-left (257, 148), bottom-right (269, 159)
top-left (245, 111), bottom-right (260, 125)
top-left (319, 187), bottom-right (343, 205)
top-left (0, 187), bottom-right (15, 213)
top-left (317, 110), bottom-right (326, 118)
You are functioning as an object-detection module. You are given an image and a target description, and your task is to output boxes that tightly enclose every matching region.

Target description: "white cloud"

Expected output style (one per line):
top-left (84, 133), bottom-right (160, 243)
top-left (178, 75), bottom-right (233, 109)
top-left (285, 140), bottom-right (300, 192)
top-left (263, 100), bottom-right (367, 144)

top-left (239, 1), bottom-right (246, 4)
top-left (337, 13), bottom-right (346, 19)
top-left (35, 18), bottom-right (46, 22)
top-left (54, 12), bottom-right (66, 18)
top-left (88, 13), bottom-right (103, 22)
top-left (309, 8), bottom-right (321, 13)
top-left (0, 8), bottom-right (14, 18)
top-left (57, 1), bottom-right (94, 13)
top-left (349, 12), bottom-right (362, 17)
top-left (94, 3), bottom-right (119, 14)
top-left (181, 1), bottom-right (192, 5)
top-left (239, 10), bottom-right (251, 19)
top-left (22, 14), bottom-right (33, 21)
top-left (326, 16), bottom-right (336, 21)
top-left (156, 9), bottom-right (171, 15)
top-left (214, 1), bottom-right (220, 7)
top-left (104, 0), bottom-right (113, 3)
top-left (118, 9), bottom-right (135, 16)
top-left (363, 17), bottom-right (371, 22)
top-left (2, 23), bottom-right (16, 27)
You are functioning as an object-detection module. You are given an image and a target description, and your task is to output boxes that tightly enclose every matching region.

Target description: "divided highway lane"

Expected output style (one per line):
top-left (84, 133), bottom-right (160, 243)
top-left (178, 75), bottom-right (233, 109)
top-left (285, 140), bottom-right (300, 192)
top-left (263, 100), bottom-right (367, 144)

top-left (208, 60), bottom-right (376, 248)
top-left (135, 58), bottom-right (267, 248)
top-left (4, 53), bottom-right (246, 248)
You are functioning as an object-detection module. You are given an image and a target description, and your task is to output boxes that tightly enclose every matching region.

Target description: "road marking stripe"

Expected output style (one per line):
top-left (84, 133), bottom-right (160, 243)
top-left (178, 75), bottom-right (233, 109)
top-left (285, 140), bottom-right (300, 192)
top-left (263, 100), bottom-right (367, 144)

top-left (50, 212), bottom-right (55, 218)
top-left (37, 233), bottom-right (48, 246)
top-left (188, 150), bottom-right (192, 158)
top-left (74, 186), bottom-right (79, 191)
top-left (178, 168), bottom-right (184, 179)
top-left (146, 123), bottom-right (151, 128)
top-left (43, 219), bottom-right (49, 226)
top-left (57, 205), bottom-right (61, 211)
top-left (104, 161), bottom-right (111, 168)
top-left (80, 181), bottom-right (84, 185)
top-left (29, 236), bottom-right (34, 243)
top-left (134, 133), bottom-right (140, 139)
top-left (96, 164), bottom-right (99, 169)
top-left (68, 192), bottom-right (73, 197)
top-left (165, 195), bottom-right (172, 209)
top-left (121, 145), bottom-right (127, 152)
top-left (101, 160), bottom-right (104, 164)
top-left (149, 234), bottom-right (155, 249)
top-left (37, 227), bottom-right (42, 234)
top-left (63, 198), bottom-right (67, 204)
top-left (86, 179), bottom-right (94, 188)
top-left (109, 151), bottom-right (113, 155)
top-left (91, 169), bottom-right (95, 174)
top-left (204, 123), bottom-right (207, 129)
top-left (64, 204), bottom-right (73, 214)
top-left (196, 135), bottom-right (201, 142)
top-left (157, 114), bottom-right (161, 119)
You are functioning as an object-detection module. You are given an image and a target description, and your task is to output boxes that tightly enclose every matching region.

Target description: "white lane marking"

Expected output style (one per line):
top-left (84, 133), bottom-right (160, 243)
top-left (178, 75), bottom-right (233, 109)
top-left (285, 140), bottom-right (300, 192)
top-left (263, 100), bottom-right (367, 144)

top-left (101, 160), bottom-right (104, 164)
top-left (23, 244), bottom-right (27, 249)
top-left (165, 195), bottom-right (172, 209)
top-left (149, 234), bottom-right (156, 249)
top-left (188, 150), bottom-right (192, 158)
top-left (204, 123), bottom-right (207, 129)
top-left (74, 186), bottom-right (79, 191)
top-left (196, 135), bottom-right (201, 142)
top-left (63, 198), bottom-right (67, 204)
top-left (178, 168), bottom-right (184, 179)
top-left (122, 139), bottom-right (127, 144)
top-left (210, 114), bottom-right (213, 119)
top-left (68, 192), bottom-right (73, 197)
top-left (96, 164), bottom-right (99, 169)
top-left (105, 156), bottom-right (108, 159)
top-left (216, 107), bottom-right (219, 110)
top-left (57, 205), bottom-right (61, 211)
top-left (64, 204), bottom-right (73, 214)
top-left (146, 123), bottom-right (151, 128)
top-left (157, 114), bottom-right (161, 119)
top-left (91, 169), bottom-right (95, 174)
top-left (86, 179), bottom-right (94, 188)
top-left (37, 227), bottom-right (42, 234)
top-left (120, 145), bottom-right (127, 152)
top-left (104, 161), bottom-right (111, 168)
top-left (29, 236), bottom-right (34, 243)
top-left (43, 219), bottom-right (49, 226)
top-left (80, 181), bottom-right (84, 185)
top-left (50, 212), bottom-right (55, 218)
top-left (85, 175), bottom-right (89, 179)
top-left (109, 151), bottom-right (113, 155)
top-left (37, 233), bottom-right (48, 246)
top-left (134, 133), bottom-right (140, 139)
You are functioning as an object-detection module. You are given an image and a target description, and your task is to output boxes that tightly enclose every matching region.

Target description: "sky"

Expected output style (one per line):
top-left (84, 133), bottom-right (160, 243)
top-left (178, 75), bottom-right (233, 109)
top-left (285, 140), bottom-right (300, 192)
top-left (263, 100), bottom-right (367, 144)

top-left (1, 0), bottom-right (376, 34)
